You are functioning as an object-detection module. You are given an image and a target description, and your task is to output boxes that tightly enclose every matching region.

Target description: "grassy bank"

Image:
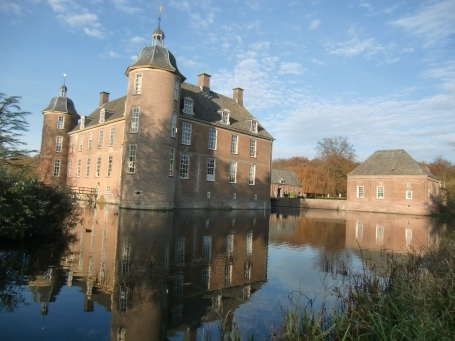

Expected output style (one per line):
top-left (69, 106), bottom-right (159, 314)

top-left (271, 234), bottom-right (455, 341)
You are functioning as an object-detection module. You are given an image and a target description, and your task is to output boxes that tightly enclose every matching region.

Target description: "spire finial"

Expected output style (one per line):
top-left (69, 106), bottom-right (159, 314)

top-left (60, 73), bottom-right (68, 97)
top-left (158, 5), bottom-right (163, 29)
top-left (152, 6), bottom-right (165, 46)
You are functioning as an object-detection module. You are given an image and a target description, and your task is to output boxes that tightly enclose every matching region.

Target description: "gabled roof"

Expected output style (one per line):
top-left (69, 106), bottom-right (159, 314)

top-left (349, 149), bottom-right (438, 179)
top-left (271, 169), bottom-right (302, 186)
top-left (71, 96), bottom-right (126, 131)
top-left (180, 83), bottom-right (274, 140)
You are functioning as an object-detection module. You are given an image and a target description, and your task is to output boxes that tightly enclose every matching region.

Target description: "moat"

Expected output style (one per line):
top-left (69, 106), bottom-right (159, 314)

top-left (0, 206), bottom-right (451, 341)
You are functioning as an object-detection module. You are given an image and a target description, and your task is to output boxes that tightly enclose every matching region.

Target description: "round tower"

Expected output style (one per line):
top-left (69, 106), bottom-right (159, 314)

top-left (39, 84), bottom-right (79, 185)
top-left (119, 11), bottom-right (186, 210)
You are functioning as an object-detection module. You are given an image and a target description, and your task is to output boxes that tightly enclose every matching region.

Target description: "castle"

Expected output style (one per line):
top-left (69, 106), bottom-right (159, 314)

top-left (38, 19), bottom-right (274, 210)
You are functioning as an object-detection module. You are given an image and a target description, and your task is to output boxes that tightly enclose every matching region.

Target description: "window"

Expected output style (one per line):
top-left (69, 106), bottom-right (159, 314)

top-left (229, 162), bottom-right (237, 183)
top-left (251, 119), bottom-right (258, 133)
top-left (221, 111), bottom-right (229, 125)
top-left (128, 145), bottom-right (137, 173)
top-left (76, 159), bottom-right (81, 177)
top-left (207, 158), bottom-right (215, 181)
top-left (70, 137), bottom-right (74, 153)
top-left (244, 260), bottom-right (252, 280)
top-left (202, 268), bottom-right (210, 290)
top-left (405, 229), bottom-right (412, 248)
top-left (99, 109), bottom-right (105, 123)
top-left (173, 79), bottom-right (179, 101)
top-left (377, 186), bottom-right (384, 199)
top-left (107, 155), bottom-right (113, 177)
top-left (174, 271), bottom-right (184, 297)
top-left (208, 129), bottom-right (217, 150)
top-left (171, 112), bottom-right (177, 138)
top-left (407, 182), bottom-right (412, 188)
top-left (226, 233), bottom-right (234, 256)
top-left (96, 157), bottom-right (101, 177)
top-left (57, 116), bottom-right (64, 129)
top-left (53, 159), bottom-right (61, 177)
top-left (231, 135), bottom-right (238, 154)
top-left (78, 136), bottom-right (83, 151)
top-left (355, 221), bottom-right (363, 239)
top-left (246, 230), bottom-right (253, 256)
top-left (68, 159), bottom-right (72, 177)
top-left (179, 154), bottom-right (189, 179)
top-left (376, 224), bottom-right (384, 243)
top-left (169, 148), bottom-right (175, 176)
top-left (175, 237), bottom-right (185, 265)
top-left (183, 98), bottom-right (193, 115)
top-left (357, 186), bottom-right (364, 198)
top-left (134, 73), bottom-right (142, 95)
top-left (225, 264), bottom-right (232, 286)
top-left (248, 164), bottom-right (256, 185)
top-left (85, 157), bottom-right (91, 177)
top-left (109, 127), bottom-right (115, 146)
top-left (182, 122), bottom-right (192, 145)
top-left (406, 190), bottom-right (412, 199)
top-left (250, 139), bottom-right (256, 158)
top-left (106, 186), bottom-right (111, 195)
top-left (55, 136), bottom-right (63, 152)
top-left (131, 107), bottom-right (139, 133)
top-left (203, 236), bottom-right (212, 260)
top-left (98, 130), bottom-right (104, 148)
top-left (207, 191), bottom-right (211, 198)
top-left (87, 132), bottom-right (92, 150)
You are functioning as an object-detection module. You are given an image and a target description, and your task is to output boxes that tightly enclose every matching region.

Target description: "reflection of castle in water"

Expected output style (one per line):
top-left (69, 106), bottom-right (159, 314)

top-left (111, 209), bottom-right (270, 341)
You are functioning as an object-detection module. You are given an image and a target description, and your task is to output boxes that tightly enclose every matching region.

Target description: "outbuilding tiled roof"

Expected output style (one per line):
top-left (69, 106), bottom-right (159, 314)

top-left (180, 83), bottom-right (274, 140)
top-left (271, 169), bottom-right (302, 186)
top-left (349, 149), bottom-right (438, 179)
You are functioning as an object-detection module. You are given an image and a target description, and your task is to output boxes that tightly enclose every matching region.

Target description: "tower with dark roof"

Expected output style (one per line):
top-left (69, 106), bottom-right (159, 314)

top-left (39, 84), bottom-right (80, 184)
top-left (119, 14), bottom-right (185, 209)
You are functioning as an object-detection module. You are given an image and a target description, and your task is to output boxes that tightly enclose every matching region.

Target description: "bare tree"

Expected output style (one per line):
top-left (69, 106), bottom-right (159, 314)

top-left (0, 93), bottom-right (34, 166)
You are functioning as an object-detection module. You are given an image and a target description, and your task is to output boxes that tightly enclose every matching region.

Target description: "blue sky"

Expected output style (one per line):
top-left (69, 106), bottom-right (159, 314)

top-left (1, 0), bottom-right (454, 162)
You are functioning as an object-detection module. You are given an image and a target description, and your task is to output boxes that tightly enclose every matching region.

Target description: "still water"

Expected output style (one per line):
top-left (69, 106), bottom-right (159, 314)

top-left (0, 206), bottom-right (448, 340)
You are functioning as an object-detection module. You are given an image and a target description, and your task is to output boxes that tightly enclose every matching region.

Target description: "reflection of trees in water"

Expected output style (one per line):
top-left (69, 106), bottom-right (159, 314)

top-left (0, 231), bottom-right (75, 312)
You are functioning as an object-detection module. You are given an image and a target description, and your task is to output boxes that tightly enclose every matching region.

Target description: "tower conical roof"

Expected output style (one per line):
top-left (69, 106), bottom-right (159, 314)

top-left (42, 84), bottom-right (79, 117)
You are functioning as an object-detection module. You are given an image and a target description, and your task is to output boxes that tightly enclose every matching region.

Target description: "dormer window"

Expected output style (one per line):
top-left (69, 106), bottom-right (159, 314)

top-left (279, 179), bottom-right (285, 184)
top-left (134, 73), bottom-right (142, 95)
top-left (221, 111), bottom-right (230, 125)
top-left (100, 109), bottom-right (105, 123)
top-left (251, 119), bottom-right (258, 133)
top-left (183, 98), bottom-right (193, 115)
top-left (80, 116), bottom-right (85, 129)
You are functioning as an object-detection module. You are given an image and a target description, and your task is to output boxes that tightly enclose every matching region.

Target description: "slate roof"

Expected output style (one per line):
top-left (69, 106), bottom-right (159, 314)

top-left (349, 149), bottom-right (438, 179)
top-left (42, 95), bottom-right (79, 117)
top-left (271, 169), bottom-right (302, 186)
top-left (70, 83), bottom-right (273, 140)
top-left (126, 45), bottom-right (185, 80)
top-left (180, 83), bottom-right (274, 140)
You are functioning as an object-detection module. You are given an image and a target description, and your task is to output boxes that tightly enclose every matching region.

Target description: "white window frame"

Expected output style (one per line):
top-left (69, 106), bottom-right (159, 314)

top-left (96, 157), bottom-right (101, 177)
top-left (179, 153), bottom-right (190, 179)
top-left (85, 157), bottom-right (91, 177)
top-left (53, 159), bottom-right (61, 177)
top-left (250, 139), bottom-right (256, 158)
top-left (171, 112), bottom-right (177, 138)
top-left (57, 115), bottom-right (64, 129)
top-left (406, 190), bottom-right (412, 200)
top-left (248, 164), bottom-right (256, 185)
top-left (207, 158), bottom-right (215, 182)
top-left (109, 127), bottom-right (115, 146)
top-left (231, 135), bottom-right (238, 154)
top-left (99, 109), bottom-right (105, 123)
top-left (169, 147), bottom-right (175, 176)
top-left (68, 159), bottom-right (72, 178)
top-left (128, 144), bottom-right (137, 174)
top-left (98, 130), bottom-right (104, 148)
top-left (182, 122), bottom-right (192, 145)
top-left (221, 111), bottom-right (230, 125)
top-left (174, 79), bottom-right (179, 101)
top-left (208, 129), bottom-right (217, 150)
top-left (78, 135), bottom-right (83, 151)
top-left (87, 132), bottom-right (92, 150)
top-left (355, 221), bottom-right (363, 239)
top-left (377, 186), bottom-right (384, 199)
top-left (376, 224), bottom-right (384, 243)
top-left (229, 161), bottom-right (237, 183)
top-left (134, 73), bottom-right (142, 95)
top-left (183, 98), bottom-right (193, 115)
top-left (251, 119), bottom-right (258, 133)
top-left (246, 230), bottom-right (253, 256)
top-left (131, 107), bottom-right (139, 133)
top-left (76, 159), bottom-right (81, 177)
top-left (357, 186), bottom-right (364, 198)
top-left (55, 136), bottom-right (63, 153)
top-left (70, 137), bottom-right (74, 153)
top-left (80, 116), bottom-right (85, 129)
top-left (107, 155), bottom-right (113, 177)
top-left (106, 186), bottom-right (111, 195)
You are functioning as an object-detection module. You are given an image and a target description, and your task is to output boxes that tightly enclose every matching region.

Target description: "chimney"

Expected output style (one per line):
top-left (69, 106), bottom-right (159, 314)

top-left (99, 91), bottom-right (110, 107)
top-left (233, 87), bottom-right (243, 107)
top-left (198, 73), bottom-right (211, 93)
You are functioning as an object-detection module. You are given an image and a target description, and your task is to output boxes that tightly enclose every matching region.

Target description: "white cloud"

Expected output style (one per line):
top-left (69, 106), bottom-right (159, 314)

top-left (309, 19), bottom-right (320, 30)
top-left (250, 41), bottom-right (270, 50)
top-left (278, 62), bottom-right (305, 75)
top-left (130, 36), bottom-right (146, 44)
top-left (311, 58), bottom-right (325, 65)
top-left (327, 35), bottom-right (384, 57)
top-left (111, 0), bottom-right (141, 14)
top-left (0, 1), bottom-right (22, 14)
top-left (107, 51), bottom-right (121, 58)
top-left (391, 0), bottom-right (455, 47)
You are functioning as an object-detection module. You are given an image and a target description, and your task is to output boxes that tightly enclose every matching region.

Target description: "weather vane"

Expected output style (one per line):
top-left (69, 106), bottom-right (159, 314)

top-left (63, 73), bottom-right (67, 85)
top-left (158, 5), bottom-right (164, 28)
